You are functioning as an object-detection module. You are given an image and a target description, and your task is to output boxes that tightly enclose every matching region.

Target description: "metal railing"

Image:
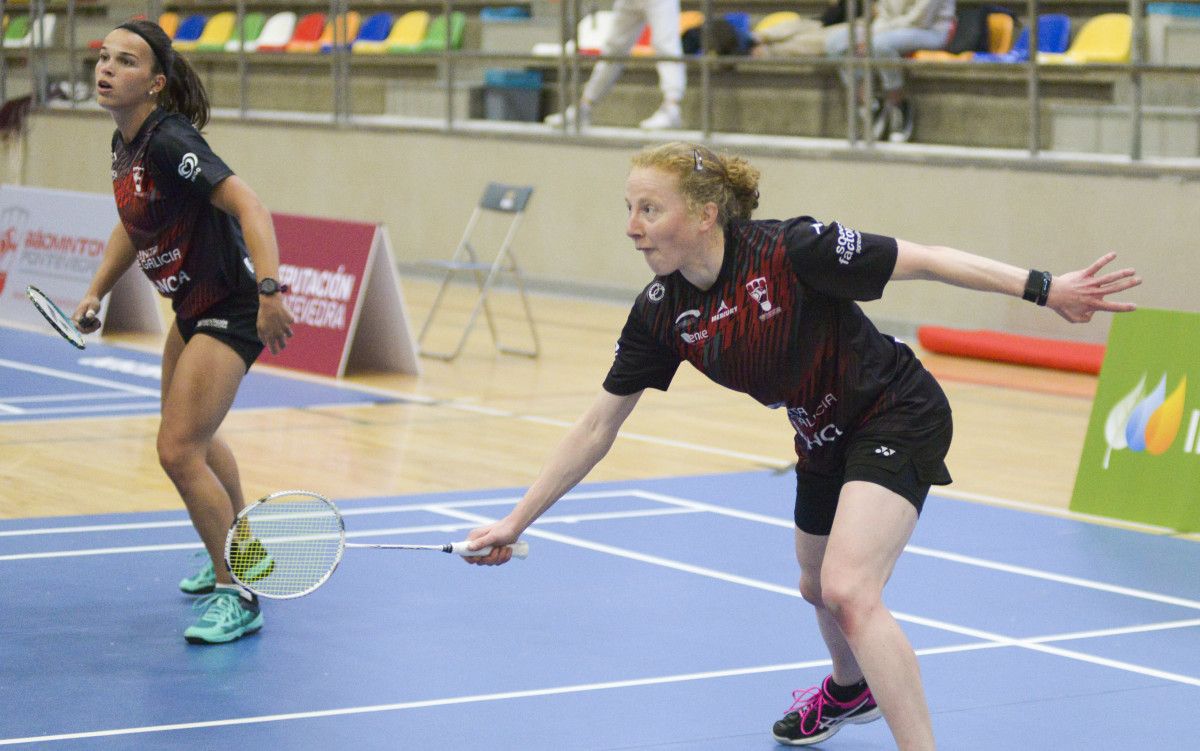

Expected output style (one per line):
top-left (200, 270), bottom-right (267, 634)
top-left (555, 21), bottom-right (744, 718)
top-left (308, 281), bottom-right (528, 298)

top-left (9, 0), bottom-right (1200, 164)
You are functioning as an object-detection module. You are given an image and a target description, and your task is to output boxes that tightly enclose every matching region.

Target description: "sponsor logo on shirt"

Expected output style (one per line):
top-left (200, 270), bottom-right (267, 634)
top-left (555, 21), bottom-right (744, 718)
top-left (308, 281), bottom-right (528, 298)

top-left (788, 393), bottom-right (842, 452)
top-left (178, 153), bottom-right (201, 182)
top-left (746, 277), bottom-right (781, 321)
top-left (132, 166), bottom-right (146, 195)
top-left (674, 309), bottom-right (709, 345)
top-left (710, 300), bottom-right (738, 323)
top-left (647, 282), bottom-right (665, 303)
top-left (834, 223), bottom-right (862, 265)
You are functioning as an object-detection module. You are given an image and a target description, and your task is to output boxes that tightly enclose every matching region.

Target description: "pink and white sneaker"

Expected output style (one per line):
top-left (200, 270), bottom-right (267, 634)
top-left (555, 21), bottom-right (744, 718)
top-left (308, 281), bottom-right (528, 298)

top-left (772, 675), bottom-right (883, 745)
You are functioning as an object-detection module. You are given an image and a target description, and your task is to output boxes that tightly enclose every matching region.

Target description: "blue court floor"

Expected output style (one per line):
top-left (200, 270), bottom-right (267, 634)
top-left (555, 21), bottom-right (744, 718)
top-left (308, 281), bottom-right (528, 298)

top-left (2, 472), bottom-right (1198, 749)
top-left (0, 325), bottom-right (392, 422)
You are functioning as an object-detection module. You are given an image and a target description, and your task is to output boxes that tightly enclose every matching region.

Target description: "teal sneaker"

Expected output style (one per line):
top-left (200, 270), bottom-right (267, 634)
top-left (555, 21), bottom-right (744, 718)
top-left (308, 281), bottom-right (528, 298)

top-left (229, 538), bottom-right (275, 584)
top-left (184, 589), bottom-right (263, 645)
top-left (179, 556), bottom-right (216, 595)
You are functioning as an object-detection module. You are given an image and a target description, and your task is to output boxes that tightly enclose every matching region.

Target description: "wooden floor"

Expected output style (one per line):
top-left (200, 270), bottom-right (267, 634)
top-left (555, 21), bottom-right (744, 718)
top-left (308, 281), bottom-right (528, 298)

top-left (1, 279), bottom-right (1108, 524)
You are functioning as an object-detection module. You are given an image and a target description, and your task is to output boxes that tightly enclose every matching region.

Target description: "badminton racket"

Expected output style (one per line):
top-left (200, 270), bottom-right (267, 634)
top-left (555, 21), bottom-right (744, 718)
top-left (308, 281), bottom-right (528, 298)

top-left (26, 285), bottom-right (97, 349)
top-left (224, 490), bottom-right (529, 599)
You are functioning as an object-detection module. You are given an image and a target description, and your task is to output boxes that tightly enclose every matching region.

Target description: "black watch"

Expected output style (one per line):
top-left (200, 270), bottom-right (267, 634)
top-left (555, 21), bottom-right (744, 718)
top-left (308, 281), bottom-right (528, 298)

top-left (257, 277), bottom-right (285, 296)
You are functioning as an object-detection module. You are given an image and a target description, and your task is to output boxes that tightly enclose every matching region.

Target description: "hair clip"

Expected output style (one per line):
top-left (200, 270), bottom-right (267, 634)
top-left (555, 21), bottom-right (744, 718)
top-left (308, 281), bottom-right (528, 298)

top-left (693, 148), bottom-right (703, 172)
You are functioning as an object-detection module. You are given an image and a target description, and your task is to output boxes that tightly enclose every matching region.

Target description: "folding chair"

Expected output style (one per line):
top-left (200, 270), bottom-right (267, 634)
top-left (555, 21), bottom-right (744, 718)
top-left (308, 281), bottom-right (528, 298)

top-left (417, 183), bottom-right (540, 361)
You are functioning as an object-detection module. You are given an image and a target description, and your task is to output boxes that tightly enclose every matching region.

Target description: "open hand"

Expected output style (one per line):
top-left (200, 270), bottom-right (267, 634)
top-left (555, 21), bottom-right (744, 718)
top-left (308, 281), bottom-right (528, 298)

top-left (1046, 252), bottom-right (1140, 323)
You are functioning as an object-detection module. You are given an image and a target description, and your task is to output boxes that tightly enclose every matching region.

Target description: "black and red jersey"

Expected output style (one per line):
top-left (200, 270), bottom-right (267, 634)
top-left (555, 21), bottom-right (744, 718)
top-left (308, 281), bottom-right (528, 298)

top-left (604, 216), bottom-right (949, 470)
top-left (111, 108), bottom-right (253, 319)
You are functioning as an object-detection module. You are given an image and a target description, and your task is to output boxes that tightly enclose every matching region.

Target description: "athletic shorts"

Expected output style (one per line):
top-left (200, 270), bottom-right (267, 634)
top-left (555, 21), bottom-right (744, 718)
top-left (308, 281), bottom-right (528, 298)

top-left (793, 412), bottom-right (953, 536)
top-left (175, 291), bottom-right (264, 371)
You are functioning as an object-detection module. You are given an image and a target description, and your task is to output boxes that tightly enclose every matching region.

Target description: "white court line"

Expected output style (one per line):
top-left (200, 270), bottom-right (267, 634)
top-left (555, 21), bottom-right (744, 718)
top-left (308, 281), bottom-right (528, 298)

top-left (2, 620), bottom-right (1194, 746)
top-left (6, 402), bottom-right (161, 416)
top-left (432, 506), bottom-right (1200, 689)
top-left (0, 490), bottom-right (633, 538)
top-left (0, 506), bottom-right (700, 562)
top-left (0, 391), bottom-right (142, 404)
top-left (0, 358), bottom-right (160, 397)
top-left (626, 490), bottom-right (1200, 612)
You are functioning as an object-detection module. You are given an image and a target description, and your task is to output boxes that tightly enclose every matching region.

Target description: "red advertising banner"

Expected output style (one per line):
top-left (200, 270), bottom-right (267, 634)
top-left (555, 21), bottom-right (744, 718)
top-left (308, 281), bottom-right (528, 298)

top-left (260, 213), bottom-right (420, 378)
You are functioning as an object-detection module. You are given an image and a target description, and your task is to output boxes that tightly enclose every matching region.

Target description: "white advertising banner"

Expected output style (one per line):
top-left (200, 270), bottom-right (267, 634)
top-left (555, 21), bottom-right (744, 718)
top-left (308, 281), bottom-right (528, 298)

top-left (0, 184), bottom-right (161, 339)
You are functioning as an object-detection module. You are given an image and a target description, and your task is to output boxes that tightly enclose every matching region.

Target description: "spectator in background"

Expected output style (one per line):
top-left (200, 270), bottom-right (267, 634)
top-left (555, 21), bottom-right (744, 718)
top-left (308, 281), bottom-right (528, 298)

top-left (545, 0), bottom-right (686, 130)
top-left (750, 1), bottom-right (857, 59)
top-left (825, 0), bottom-right (955, 142)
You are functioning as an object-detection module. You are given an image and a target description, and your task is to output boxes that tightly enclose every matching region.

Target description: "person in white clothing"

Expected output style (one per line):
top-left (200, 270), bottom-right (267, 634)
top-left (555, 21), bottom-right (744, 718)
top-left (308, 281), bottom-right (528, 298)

top-left (825, 0), bottom-right (955, 142)
top-left (545, 0), bottom-right (686, 130)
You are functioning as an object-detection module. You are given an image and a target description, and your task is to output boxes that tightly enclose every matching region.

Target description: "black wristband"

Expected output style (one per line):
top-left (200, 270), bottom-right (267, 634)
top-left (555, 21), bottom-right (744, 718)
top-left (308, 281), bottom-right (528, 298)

top-left (1023, 269), bottom-right (1052, 306)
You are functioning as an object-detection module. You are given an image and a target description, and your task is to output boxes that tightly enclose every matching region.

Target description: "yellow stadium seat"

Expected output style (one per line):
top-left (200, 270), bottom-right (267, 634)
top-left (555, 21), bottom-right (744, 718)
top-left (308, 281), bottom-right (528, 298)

top-left (193, 11), bottom-right (235, 52)
top-left (385, 10), bottom-right (432, 53)
top-left (1039, 13), bottom-right (1131, 63)
top-left (754, 11), bottom-right (801, 34)
top-left (913, 13), bottom-right (1014, 61)
top-left (679, 11), bottom-right (704, 35)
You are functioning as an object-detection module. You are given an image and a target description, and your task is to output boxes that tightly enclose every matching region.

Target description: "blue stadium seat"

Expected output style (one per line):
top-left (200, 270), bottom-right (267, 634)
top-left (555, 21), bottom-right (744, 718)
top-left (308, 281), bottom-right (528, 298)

top-left (975, 14), bottom-right (1070, 62)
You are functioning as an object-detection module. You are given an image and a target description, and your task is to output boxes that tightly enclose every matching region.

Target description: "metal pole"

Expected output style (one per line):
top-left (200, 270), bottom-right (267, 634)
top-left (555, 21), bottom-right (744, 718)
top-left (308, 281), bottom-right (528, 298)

top-left (443, 0), bottom-right (454, 129)
top-left (845, 0), bottom-right (859, 144)
top-left (235, 0), bottom-right (248, 117)
top-left (701, 0), bottom-right (712, 137)
top-left (1027, 0), bottom-right (1040, 156)
top-left (1129, 0), bottom-right (1144, 160)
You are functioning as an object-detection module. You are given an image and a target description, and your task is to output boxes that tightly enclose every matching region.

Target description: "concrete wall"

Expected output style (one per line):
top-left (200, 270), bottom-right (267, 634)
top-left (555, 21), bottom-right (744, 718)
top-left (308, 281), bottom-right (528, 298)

top-left (14, 109), bottom-right (1200, 343)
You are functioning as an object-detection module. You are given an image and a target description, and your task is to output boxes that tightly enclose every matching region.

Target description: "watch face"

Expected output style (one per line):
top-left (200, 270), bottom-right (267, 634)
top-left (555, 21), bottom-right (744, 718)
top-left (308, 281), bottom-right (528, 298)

top-left (259, 278), bottom-right (279, 295)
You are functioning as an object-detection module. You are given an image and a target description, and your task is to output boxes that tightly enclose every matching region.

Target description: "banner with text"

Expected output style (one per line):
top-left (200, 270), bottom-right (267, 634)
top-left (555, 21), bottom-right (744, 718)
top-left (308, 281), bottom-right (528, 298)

top-left (1071, 308), bottom-right (1200, 532)
top-left (0, 184), bottom-right (161, 339)
top-left (260, 213), bottom-right (419, 378)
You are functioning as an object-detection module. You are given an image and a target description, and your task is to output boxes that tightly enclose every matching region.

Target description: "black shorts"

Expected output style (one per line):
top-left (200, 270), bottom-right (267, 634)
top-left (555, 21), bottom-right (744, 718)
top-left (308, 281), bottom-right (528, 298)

top-left (175, 292), bottom-right (264, 371)
top-left (793, 413), bottom-right (953, 536)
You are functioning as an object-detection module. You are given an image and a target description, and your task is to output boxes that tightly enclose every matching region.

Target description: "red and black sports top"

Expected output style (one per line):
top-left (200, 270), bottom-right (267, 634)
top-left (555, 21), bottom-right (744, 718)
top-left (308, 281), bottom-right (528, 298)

top-left (604, 216), bottom-right (947, 470)
top-left (110, 108), bottom-right (253, 319)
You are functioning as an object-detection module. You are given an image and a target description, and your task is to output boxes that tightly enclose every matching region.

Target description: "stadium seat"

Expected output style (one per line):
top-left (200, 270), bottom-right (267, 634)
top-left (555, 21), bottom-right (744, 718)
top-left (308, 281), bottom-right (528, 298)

top-left (380, 11), bottom-right (430, 53)
top-left (975, 14), bottom-right (1070, 62)
top-left (283, 12), bottom-right (327, 53)
top-left (913, 12), bottom-right (1014, 60)
top-left (754, 11), bottom-right (801, 34)
top-left (194, 11), bottom-right (235, 52)
top-left (318, 11), bottom-right (362, 53)
top-left (159, 12), bottom-right (180, 39)
top-left (223, 12), bottom-right (267, 52)
top-left (531, 11), bottom-right (614, 56)
top-left (631, 24), bottom-right (653, 56)
top-left (254, 12), bottom-right (297, 53)
top-left (351, 12), bottom-right (393, 54)
top-left (170, 14), bottom-right (208, 51)
top-left (1039, 13), bottom-right (1132, 63)
top-left (7, 13), bottom-right (56, 49)
top-left (413, 12), bottom-right (465, 53)
top-left (679, 11), bottom-right (705, 35)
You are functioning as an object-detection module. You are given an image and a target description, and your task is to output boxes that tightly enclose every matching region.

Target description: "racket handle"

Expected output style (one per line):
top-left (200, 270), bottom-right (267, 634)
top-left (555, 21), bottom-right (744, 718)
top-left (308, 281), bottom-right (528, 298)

top-left (450, 541), bottom-right (529, 560)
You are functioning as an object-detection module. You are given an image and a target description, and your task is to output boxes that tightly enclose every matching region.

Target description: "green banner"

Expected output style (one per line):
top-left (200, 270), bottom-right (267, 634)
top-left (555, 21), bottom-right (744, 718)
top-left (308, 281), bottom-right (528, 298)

top-left (1071, 308), bottom-right (1200, 532)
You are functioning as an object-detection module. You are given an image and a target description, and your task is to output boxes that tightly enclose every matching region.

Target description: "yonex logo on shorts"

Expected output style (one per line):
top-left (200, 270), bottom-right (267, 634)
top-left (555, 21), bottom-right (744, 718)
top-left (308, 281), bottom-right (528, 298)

top-left (196, 318), bottom-right (229, 330)
top-left (875, 446), bottom-right (895, 456)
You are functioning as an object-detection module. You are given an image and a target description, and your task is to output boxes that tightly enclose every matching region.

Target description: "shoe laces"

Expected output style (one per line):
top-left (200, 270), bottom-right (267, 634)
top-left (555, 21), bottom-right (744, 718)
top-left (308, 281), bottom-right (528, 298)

top-left (193, 592), bottom-right (244, 624)
top-left (785, 686), bottom-right (829, 730)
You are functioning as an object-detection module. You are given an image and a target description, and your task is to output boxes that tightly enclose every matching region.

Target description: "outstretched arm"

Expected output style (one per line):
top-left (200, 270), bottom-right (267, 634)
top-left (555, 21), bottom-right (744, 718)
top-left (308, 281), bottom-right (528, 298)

top-left (891, 240), bottom-right (1140, 323)
top-left (72, 222), bottom-right (138, 332)
top-left (464, 389), bottom-right (644, 565)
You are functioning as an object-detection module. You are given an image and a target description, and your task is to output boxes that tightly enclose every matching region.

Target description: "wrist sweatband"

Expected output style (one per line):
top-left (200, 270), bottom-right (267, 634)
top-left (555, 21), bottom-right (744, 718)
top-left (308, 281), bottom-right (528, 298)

top-left (1023, 269), bottom-right (1052, 306)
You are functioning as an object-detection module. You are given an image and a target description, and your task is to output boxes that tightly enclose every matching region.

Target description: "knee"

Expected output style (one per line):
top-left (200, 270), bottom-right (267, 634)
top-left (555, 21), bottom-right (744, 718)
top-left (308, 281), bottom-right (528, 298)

top-left (156, 431), bottom-right (201, 480)
top-left (819, 573), bottom-right (882, 635)
top-left (798, 569), bottom-right (824, 608)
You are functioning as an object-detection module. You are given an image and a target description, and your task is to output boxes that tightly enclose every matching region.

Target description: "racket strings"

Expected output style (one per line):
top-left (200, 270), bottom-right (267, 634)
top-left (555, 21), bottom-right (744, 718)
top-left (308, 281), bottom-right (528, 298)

top-left (235, 496), bottom-right (344, 598)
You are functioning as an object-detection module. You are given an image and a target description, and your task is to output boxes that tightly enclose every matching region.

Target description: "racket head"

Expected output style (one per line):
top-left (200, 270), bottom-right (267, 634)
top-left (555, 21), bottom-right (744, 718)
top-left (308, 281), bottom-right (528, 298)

top-left (225, 490), bottom-right (346, 599)
top-left (25, 285), bottom-right (86, 349)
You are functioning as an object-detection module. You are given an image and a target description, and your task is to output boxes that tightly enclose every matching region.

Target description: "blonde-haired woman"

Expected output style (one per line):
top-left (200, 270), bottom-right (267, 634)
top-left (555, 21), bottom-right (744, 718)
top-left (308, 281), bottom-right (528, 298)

top-left (465, 142), bottom-right (1139, 748)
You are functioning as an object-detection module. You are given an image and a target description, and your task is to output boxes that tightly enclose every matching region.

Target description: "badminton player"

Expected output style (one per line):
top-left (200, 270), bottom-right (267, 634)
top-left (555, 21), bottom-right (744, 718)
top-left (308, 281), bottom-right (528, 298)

top-left (465, 142), bottom-right (1140, 747)
top-left (73, 20), bottom-right (292, 644)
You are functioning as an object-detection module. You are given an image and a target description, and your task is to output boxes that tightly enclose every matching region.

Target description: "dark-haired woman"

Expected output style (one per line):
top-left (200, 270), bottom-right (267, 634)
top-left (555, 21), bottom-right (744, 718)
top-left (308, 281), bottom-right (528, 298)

top-left (463, 142), bottom-right (1140, 748)
top-left (74, 21), bottom-right (293, 645)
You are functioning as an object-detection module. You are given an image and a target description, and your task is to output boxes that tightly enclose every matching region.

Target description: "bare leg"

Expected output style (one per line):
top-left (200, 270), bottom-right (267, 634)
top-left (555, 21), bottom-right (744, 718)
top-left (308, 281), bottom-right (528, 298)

top-left (794, 528), bottom-right (864, 685)
top-left (158, 334), bottom-right (248, 586)
top-left (819, 481), bottom-right (935, 750)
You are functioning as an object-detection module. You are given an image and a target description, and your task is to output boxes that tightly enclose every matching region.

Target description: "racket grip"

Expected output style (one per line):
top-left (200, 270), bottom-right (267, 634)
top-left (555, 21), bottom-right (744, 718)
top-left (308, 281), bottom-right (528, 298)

top-left (451, 541), bottom-right (529, 560)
